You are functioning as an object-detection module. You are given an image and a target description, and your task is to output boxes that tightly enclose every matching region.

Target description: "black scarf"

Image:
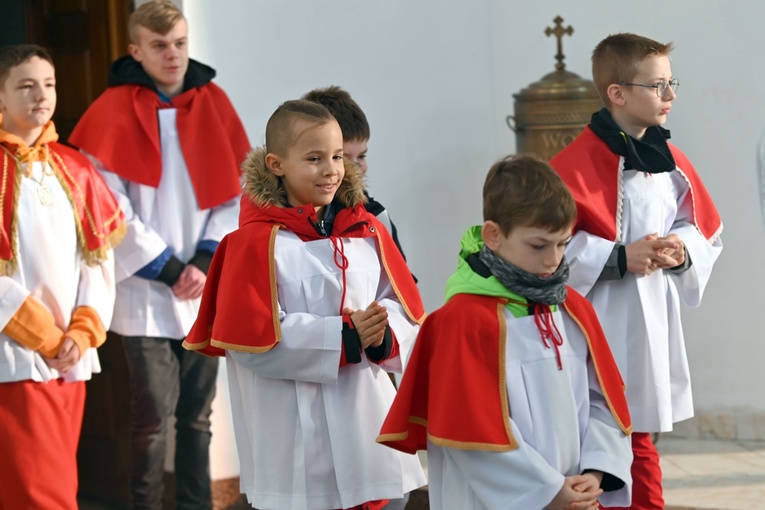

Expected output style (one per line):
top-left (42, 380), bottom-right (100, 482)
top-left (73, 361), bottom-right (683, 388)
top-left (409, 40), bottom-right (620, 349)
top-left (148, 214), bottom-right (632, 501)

top-left (107, 55), bottom-right (216, 94)
top-left (589, 107), bottom-right (676, 173)
top-left (478, 245), bottom-right (568, 305)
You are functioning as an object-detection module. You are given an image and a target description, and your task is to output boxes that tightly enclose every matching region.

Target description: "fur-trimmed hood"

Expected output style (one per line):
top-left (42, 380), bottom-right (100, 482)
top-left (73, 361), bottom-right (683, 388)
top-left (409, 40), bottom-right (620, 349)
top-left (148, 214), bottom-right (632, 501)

top-left (184, 147), bottom-right (426, 359)
top-left (241, 146), bottom-right (367, 209)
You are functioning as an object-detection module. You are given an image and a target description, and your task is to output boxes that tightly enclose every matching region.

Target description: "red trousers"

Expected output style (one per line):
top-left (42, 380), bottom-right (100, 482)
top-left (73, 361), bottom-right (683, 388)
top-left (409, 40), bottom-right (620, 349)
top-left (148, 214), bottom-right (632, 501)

top-left (340, 500), bottom-right (389, 510)
top-left (0, 379), bottom-right (85, 510)
top-left (601, 432), bottom-right (664, 510)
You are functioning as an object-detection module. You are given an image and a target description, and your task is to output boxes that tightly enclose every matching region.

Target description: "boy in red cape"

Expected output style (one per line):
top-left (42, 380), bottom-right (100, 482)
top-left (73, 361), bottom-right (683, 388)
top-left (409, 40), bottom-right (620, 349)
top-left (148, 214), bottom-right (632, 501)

top-left (184, 100), bottom-right (426, 510)
top-left (68, 2), bottom-right (250, 507)
top-left (302, 86), bottom-right (410, 265)
top-left (550, 33), bottom-right (723, 509)
top-left (0, 44), bottom-right (124, 509)
top-left (302, 84), bottom-right (415, 510)
top-left (378, 155), bottom-right (632, 510)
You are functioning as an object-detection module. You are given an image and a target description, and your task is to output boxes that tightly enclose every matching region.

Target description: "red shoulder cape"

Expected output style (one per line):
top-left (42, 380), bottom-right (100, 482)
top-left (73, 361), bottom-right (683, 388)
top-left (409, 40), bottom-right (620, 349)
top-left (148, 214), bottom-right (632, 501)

top-left (376, 288), bottom-right (631, 454)
top-left (0, 141), bottom-right (125, 274)
top-left (550, 126), bottom-right (721, 242)
top-left (69, 83), bottom-right (250, 210)
top-left (183, 202), bottom-right (425, 356)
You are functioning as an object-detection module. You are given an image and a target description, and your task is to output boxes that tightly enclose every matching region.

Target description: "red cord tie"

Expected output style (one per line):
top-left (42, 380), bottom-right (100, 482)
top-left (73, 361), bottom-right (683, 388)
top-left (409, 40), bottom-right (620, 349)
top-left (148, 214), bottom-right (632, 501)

top-left (533, 302), bottom-right (564, 370)
top-left (331, 236), bottom-right (349, 314)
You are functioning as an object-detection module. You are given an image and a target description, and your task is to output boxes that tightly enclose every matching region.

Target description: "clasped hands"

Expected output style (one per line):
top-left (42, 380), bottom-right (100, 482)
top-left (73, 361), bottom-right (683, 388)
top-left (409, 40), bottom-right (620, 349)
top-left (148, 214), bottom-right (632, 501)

top-left (343, 300), bottom-right (389, 349)
top-left (44, 337), bottom-right (80, 374)
top-left (626, 232), bottom-right (685, 275)
top-left (546, 471), bottom-right (603, 510)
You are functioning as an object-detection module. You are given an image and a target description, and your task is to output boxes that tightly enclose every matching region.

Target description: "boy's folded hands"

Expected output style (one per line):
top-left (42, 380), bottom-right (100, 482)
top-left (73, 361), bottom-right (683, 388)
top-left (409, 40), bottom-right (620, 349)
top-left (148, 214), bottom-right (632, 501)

top-left (343, 301), bottom-right (389, 349)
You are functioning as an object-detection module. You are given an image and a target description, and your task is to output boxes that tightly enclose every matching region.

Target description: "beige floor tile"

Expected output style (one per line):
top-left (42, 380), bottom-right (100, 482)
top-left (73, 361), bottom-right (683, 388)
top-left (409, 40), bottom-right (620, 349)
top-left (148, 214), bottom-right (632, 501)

top-left (660, 437), bottom-right (765, 510)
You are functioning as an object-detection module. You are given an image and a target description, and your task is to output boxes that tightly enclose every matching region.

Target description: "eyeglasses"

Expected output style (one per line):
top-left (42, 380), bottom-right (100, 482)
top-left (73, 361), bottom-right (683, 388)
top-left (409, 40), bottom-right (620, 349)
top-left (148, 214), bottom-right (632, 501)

top-left (616, 78), bottom-right (680, 97)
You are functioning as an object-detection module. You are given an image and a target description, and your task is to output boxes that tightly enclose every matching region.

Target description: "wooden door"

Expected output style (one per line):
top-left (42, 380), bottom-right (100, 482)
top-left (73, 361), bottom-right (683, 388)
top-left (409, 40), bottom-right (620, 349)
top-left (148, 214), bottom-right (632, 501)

top-left (22, 1), bottom-right (134, 505)
top-left (24, 0), bottom-right (132, 141)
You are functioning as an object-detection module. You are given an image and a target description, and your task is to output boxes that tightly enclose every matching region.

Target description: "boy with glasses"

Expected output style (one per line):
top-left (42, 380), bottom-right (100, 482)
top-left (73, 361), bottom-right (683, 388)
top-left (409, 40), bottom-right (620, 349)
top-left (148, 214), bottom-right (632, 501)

top-left (550, 32), bottom-right (723, 509)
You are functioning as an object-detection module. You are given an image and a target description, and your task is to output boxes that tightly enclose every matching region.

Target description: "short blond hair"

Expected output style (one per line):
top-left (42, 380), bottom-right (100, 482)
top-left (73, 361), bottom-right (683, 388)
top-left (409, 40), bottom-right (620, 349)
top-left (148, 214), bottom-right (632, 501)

top-left (128, 0), bottom-right (184, 43)
top-left (592, 33), bottom-right (674, 105)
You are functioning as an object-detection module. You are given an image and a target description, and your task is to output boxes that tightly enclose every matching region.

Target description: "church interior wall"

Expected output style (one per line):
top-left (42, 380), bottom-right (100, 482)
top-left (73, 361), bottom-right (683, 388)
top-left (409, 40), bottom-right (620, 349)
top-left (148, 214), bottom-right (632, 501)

top-left (181, 0), bottom-right (764, 452)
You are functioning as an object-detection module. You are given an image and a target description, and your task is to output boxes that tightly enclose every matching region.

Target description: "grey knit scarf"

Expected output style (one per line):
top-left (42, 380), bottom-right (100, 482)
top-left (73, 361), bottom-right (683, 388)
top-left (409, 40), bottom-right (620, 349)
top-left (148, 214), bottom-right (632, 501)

top-left (478, 245), bottom-right (569, 305)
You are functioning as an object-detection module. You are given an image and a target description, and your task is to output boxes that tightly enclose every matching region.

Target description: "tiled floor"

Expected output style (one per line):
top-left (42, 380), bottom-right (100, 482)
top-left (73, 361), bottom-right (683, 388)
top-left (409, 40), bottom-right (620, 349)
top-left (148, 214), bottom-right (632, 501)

top-left (77, 437), bottom-right (764, 509)
top-left (660, 435), bottom-right (765, 510)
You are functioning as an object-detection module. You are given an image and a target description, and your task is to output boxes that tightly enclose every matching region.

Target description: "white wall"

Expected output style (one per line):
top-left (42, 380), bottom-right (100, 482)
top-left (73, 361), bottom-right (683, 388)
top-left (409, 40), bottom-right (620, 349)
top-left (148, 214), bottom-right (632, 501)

top-left (184, 0), bottom-right (498, 313)
top-left (490, 1), bottom-right (765, 414)
top-left (182, 0), bottom-right (765, 420)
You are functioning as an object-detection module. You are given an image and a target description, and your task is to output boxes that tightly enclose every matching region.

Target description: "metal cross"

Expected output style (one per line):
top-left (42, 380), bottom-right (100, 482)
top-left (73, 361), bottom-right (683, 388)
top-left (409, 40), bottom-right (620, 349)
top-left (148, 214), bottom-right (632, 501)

top-left (545, 16), bottom-right (573, 71)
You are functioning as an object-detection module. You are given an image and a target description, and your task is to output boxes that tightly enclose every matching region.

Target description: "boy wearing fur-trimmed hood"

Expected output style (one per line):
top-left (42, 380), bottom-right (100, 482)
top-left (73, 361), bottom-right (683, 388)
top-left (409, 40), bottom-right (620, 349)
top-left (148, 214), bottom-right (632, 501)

top-left (184, 99), bottom-right (426, 510)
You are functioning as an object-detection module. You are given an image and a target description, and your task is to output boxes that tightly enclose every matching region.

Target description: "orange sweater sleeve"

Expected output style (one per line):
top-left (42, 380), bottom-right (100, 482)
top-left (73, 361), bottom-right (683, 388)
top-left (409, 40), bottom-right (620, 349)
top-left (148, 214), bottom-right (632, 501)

top-left (2, 296), bottom-right (65, 358)
top-left (65, 306), bottom-right (107, 356)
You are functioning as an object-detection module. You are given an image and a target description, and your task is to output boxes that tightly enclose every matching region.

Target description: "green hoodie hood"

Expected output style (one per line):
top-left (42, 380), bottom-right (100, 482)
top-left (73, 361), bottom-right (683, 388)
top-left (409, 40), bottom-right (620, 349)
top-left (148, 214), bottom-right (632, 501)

top-left (445, 226), bottom-right (529, 305)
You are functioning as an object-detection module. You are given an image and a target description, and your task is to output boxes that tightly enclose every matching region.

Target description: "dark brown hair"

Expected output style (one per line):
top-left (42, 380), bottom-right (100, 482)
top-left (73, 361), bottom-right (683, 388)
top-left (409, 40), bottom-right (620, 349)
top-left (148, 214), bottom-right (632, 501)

top-left (302, 85), bottom-right (370, 142)
top-left (0, 44), bottom-right (54, 88)
top-left (483, 154), bottom-right (576, 235)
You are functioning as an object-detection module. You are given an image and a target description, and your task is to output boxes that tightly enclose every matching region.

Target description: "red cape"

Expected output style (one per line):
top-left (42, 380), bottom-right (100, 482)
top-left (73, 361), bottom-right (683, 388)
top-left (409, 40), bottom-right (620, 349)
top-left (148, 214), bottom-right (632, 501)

top-left (377, 289), bottom-right (631, 454)
top-left (0, 141), bottom-right (125, 274)
top-left (550, 126), bottom-right (722, 242)
top-left (183, 202), bottom-right (425, 356)
top-left (69, 83), bottom-right (250, 210)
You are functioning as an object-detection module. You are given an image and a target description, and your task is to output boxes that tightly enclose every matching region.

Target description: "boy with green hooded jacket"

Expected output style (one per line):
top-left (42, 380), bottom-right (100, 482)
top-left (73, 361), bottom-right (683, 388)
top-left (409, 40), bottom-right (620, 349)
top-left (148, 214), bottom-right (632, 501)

top-left (378, 155), bottom-right (634, 510)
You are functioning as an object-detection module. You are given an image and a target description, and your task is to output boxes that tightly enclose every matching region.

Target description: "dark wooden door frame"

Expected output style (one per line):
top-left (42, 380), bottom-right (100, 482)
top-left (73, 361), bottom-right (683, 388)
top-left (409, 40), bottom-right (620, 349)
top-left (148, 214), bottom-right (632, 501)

top-left (22, 1), bottom-right (134, 505)
top-left (24, 0), bottom-right (133, 141)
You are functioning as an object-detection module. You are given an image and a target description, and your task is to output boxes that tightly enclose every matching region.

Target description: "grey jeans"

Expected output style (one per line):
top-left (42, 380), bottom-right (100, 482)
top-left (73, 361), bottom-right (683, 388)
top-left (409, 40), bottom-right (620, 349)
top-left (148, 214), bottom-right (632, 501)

top-left (121, 335), bottom-right (219, 510)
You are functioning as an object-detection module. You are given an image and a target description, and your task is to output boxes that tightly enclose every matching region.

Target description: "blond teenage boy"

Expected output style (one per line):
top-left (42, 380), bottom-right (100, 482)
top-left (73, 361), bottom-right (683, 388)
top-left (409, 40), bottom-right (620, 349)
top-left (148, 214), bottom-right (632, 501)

top-left (69, 1), bottom-right (250, 508)
top-left (378, 155), bottom-right (633, 510)
top-left (0, 44), bottom-right (124, 510)
top-left (550, 33), bottom-right (723, 509)
top-left (184, 99), bottom-right (426, 509)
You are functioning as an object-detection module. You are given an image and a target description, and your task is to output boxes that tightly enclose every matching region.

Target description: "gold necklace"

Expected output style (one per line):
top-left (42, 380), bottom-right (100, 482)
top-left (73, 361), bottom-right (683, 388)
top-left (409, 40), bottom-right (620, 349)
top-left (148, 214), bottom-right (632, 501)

top-left (0, 144), bottom-right (54, 205)
top-left (30, 146), bottom-right (54, 205)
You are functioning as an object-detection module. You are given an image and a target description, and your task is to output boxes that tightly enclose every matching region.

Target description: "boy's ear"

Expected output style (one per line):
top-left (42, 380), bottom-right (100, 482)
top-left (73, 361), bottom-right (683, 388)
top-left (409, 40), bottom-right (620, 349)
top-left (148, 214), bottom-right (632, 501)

top-left (481, 221), bottom-right (502, 251)
top-left (128, 43), bottom-right (142, 62)
top-left (265, 153), bottom-right (284, 176)
top-left (607, 83), bottom-right (626, 106)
